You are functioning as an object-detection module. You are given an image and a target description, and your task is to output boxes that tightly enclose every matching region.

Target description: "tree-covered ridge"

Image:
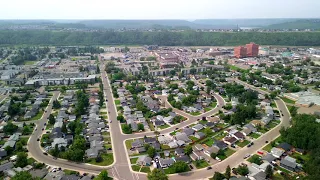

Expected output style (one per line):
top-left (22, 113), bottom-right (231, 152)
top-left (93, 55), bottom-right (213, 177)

top-left (0, 30), bottom-right (320, 46)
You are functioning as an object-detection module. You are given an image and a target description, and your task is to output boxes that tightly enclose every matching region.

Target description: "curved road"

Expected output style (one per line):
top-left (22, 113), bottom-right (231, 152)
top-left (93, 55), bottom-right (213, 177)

top-left (27, 66), bottom-right (291, 180)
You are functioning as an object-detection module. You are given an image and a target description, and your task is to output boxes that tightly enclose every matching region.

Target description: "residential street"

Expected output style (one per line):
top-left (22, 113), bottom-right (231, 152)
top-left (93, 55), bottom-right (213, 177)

top-left (26, 65), bottom-right (291, 180)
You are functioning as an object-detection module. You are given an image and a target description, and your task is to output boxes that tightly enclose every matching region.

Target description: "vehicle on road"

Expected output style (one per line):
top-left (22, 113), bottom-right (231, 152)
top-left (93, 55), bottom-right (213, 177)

top-left (257, 151), bottom-right (264, 155)
top-left (206, 166), bottom-right (212, 170)
top-left (244, 154), bottom-right (251, 159)
top-left (42, 128), bottom-right (44, 131)
top-left (265, 141), bottom-right (269, 143)
top-left (37, 138), bottom-right (40, 141)
top-left (189, 165), bottom-right (194, 170)
top-left (43, 152), bottom-right (48, 155)
top-left (110, 121), bottom-right (112, 123)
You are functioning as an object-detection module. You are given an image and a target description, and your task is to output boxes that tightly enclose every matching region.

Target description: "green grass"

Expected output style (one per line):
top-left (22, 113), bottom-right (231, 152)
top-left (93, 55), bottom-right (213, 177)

top-left (86, 153), bottom-right (114, 166)
top-left (189, 136), bottom-right (199, 142)
top-left (217, 148), bottom-right (235, 160)
top-left (161, 144), bottom-right (170, 150)
top-left (130, 157), bottom-right (138, 164)
top-left (260, 88), bottom-right (268, 91)
top-left (274, 173), bottom-right (285, 180)
top-left (199, 120), bottom-right (207, 125)
top-left (164, 166), bottom-right (191, 174)
top-left (214, 132), bottom-right (227, 140)
top-left (170, 131), bottom-right (177, 136)
top-left (263, 143), bottom-right (273, 152)
top-left (158, 124), bottom-right (170, 129)
top-left (0, 140), bottom-right (5, 145)
top-left (190, 112), bottom-right (201, 116)
top-left (193, 160), bottom-right (209, 169)
top-left (236, 140), bottom-right (250, 148)
top-left (63, 169), bottom-right (79, 175)
top-left (248, 154), bottom-right (263, 165)
top-left (131, 165), bottom-right (140, 172)
top-left (280, 97), bottom-right (296, 104)
top-left (140, 167), bottom-right (151, 173)
top-left (204, 138), bottom-right (214, 146)
top-left (24, 61), bottom-right (37, 65)
top-left (100, 111), bottom-right (108, 115)
top-left (115, 100), bottom-right (120, 105)
top-left (30, 110), bottom-right (44, 121)
top-left (204, 107), bottom-right (212, 112)
top-left (210, 102), bottom-right (217, 108)
top-left (276, 166), bottom-right (291, 174)
top-left (291, 153), bottom-right (310, 164)
top-left (125, 139), bottom-right (133, 149)
top-left (249, 133), bottom-right (261, 139)
top-left (271, 102), bottom-right (277, 108)
top-left (45, 123), bottom-right (53, 130)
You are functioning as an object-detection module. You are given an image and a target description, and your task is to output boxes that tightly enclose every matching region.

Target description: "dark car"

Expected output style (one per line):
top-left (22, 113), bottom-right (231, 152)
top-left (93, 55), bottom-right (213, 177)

top-left (206, 166), bottom-right (212, 170)
top-left (44, 123), bottom-right (46, 126)
top-left (42, 128), bottom-right (44, 131)
top-left (189, 165), bottom-right (194, 170)
top-left (265, 141), bottom-right (269, 143)
top-left (43, 152), bottom-right (48, 155)
top-left (175, 128), bottom-right (179, 130)
top-left (37, 138), bottom-right (40, 141)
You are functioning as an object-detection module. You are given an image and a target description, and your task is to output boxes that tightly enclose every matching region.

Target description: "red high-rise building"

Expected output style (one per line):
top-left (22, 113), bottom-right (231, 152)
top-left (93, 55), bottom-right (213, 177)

top-left (246, 42), bottom-right (259, 57)
top-left (234, 46), bottom-right (247, 58)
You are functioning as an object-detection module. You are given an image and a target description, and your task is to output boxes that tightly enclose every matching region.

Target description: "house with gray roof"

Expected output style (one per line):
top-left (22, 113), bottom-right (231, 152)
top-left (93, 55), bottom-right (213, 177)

top-left (159, 158), bottom-right (175, 168)
top-left (137, 155), bottom-right (152, 166)
top-left (51, 138), bottom-right (68, 149)
top-left (182, 128), bottom-right (195, 136)
top-left (131, 139), bottom-right (144, 148)
top-left (175, 132), bottom-right (191, 143)
top-left (192, 124), bottom-right (204, 131)
top-left (280, 156), bottom-right (299, 172)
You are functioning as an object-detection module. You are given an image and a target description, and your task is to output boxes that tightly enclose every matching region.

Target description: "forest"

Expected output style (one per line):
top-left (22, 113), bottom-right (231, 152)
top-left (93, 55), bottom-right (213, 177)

top-left (0, 30), bottom-right (320, 46)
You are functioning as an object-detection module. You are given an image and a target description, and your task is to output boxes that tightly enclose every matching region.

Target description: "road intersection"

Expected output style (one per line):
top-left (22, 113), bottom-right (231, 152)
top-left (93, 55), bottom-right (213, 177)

top-left (26, 62), bottom-right (291, 180)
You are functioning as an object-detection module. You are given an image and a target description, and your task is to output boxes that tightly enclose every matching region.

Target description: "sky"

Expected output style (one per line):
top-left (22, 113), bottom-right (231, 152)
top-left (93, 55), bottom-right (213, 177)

top-left (1, 0), bottom-right (319, 19)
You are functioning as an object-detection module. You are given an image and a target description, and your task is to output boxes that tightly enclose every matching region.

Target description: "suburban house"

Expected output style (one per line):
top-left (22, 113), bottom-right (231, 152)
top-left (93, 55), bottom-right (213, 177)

top-left (270, 147), bottom-right (285, 158)
top-left (280, 156), bottom-right (300, 172)
top-left (159, 158), bottom-right (175, 168)
top-left (137, 156), bottom-right (152, 166)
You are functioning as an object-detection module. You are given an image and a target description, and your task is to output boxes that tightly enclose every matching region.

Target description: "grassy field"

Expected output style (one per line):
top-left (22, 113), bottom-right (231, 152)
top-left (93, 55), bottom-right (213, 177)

top-left (130, 157), bottom-right (138, 164)
top-left (236, 140), bottom-right (250, 148)
top-left (87, 153), bottom-right (114, 166)
top-left (193, 160), bottom-right (209, 169)
top-left (280, 97), bottom-right (296, 104)
top-left (248, 154), bottom-right (263, 165)
top-left (115, 100), bottom-right (120, 105)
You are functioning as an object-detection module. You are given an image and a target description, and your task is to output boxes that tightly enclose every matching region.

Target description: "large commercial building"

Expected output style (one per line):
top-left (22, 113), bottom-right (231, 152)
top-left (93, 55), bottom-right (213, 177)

top-left (246, 42), bottom-right (259, 57)
top-left (234, 46), bottom-right (247, 58)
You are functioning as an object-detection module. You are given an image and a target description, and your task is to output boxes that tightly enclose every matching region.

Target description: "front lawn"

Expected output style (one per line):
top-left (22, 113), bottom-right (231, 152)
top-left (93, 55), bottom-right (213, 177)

top-left (189, 136), bottom-right (199, 142)
top-left (204, 138), bottom-right (214, 146)
top-left (140, 166), bottom-right (151, 173)
top-left (249, 133), bottom-right (261, 139)
top-left (158, 124), bottom-right (170, 129)
top-left (132, 165), bottom-right (140, 172)
top-left (125, 139), bottom-right (133, 149)
top-left (204, 107), bottom-right (212, 112)
top-left (130, 157), bottom-right (138, 164)
top-left (190, 112), bottom-right (201, 116)
top-left (193, 160), bottom-right (209, 169)
top-left (164, 166), bottom-right (191, 174)
top-left (161, 144), bottom-right (170, 150)
top-left (45, 123), bottom-right (53, 130)
top-left (210, 102), bottom-right (217, 108)
top-left (217, 148), bottom-right (235, 160)
top-left (214, 132), bottom-right (227, 140)
top-left (236, 140), bottom-right (250, 148)
top-left (86, 153), bottom-right (114, 166)
top-left (115, 100), bottom-right (120, 105)
top-left (248, 154), bottom-right (263, 165)
top-left (30, 110), bottom-right (44, 120)
top-left (280, 97), bottom-right (296, 104)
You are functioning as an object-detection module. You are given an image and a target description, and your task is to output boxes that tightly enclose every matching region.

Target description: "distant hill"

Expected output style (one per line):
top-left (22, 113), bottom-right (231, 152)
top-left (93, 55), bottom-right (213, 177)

top-left (78, 20), bottom-right (236, 29)
top-left (192, 19), bottom-right (298, 27)
top-left (265, 19), bottom-right (320, 30)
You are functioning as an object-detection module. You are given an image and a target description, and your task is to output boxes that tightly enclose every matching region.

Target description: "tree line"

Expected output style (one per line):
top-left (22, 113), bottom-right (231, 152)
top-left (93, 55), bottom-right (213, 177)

top-left (1, 30), bottom-right (320, 46)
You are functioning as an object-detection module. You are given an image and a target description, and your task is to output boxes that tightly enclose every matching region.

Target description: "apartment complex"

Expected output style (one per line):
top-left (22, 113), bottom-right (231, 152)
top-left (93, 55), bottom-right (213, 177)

top-left (234, 42), bottom-right (259, 58)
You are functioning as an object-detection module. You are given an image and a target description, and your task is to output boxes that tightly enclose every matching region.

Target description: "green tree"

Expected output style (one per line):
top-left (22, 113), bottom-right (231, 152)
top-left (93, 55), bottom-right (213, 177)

top-left (122, 124), bottom-right (132, 134)
top-left (265, 165), bottom-right (273, 179)
top-left (184, 145), bottom-right (193, 155)
top-left (147, 169), bottom-right (168, 180)
top-left (49, 114), bottom-right (56, 125)
top-left (225, 165), bottom-right (231, 180)
top-left (137, 123), bottom-right (144, 131)
top-left (52, 100), bottom-right (61, 109)
top-left (211, 172), bottom-right (225, 180)
top-left (95, 170), bottom-right (110, 180)
top-left (147, 147), bottom-right (156, 158)
top-left (3, 122), bottom-right (18, 135)
top-left (171, 161), bottom-right (189, 173)
top-left (22, 126), bottom-right (31, 135)
top-left (210, 152), bottom-right (217, 159)
top-left (117, 115), bottom-right (125, 123)
top-left (61, 123), bottom-right (68, 134)
top-left (15, 141), bottom-right (24, 152)
top-left (236, 165), bottom-right (249, 176)
top-left (11, 171), bottom-right (37, 180)
top-left (15, 152), bottom-right (28, 168)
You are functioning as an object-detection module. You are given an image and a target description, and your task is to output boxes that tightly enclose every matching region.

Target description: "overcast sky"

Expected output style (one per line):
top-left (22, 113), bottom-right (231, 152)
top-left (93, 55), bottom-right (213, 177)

top-left (1, 0), bottom-right (319, 19)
